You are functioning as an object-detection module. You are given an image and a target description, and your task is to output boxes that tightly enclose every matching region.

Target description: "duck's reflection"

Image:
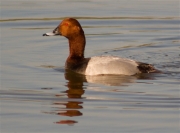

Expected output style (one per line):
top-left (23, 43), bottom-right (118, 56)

top-left (52, 68), bottom-right (156, 125)
top-left (86, 74), bottom-right (136, 86)
top-left (53, 70), bottom-right (86, 125)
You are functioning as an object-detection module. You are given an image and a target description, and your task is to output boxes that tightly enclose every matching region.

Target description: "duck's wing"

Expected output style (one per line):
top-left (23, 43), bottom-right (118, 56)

top-left (85, 56), bottom-right (140, 75)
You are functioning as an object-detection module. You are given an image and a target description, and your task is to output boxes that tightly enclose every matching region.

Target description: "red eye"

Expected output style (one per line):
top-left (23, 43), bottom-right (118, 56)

top-left (64, 22), bottom-right (69, 26)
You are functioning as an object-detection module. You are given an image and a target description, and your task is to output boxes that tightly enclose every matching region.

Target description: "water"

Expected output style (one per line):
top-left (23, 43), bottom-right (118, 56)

top-left (1, 0), bottom-right (180, 133)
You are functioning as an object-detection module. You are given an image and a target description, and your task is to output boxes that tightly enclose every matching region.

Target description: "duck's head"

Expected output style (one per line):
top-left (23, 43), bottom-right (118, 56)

top-left (43, 18), bottom-right (84, 39)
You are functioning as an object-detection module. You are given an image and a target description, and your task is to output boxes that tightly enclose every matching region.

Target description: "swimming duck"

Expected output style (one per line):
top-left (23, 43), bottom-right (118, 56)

top-left (43, 18), bottom-right (159, 75)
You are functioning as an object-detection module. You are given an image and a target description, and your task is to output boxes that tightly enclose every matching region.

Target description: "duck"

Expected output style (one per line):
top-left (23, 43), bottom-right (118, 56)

top-left (43, 18), bottom-right (159, 75)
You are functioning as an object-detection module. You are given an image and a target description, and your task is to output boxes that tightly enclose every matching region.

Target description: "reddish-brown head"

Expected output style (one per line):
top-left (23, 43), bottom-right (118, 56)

top-left (43, 18), bottom-right (84, 38)
top-left (58, 18), bottom-right (83, 39)
top-left (43, 18), bottom-right (86, 60)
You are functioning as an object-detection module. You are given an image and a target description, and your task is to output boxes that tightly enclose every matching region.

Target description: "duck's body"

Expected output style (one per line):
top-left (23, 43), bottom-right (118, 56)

top-left (43, 18), bottom-right (159, 75)
top-left (85, 56), bottom-right (139, 75)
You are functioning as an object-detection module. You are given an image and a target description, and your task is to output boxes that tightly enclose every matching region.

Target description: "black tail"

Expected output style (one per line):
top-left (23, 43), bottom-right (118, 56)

top-left (137, 62), bottom-right (161, 73)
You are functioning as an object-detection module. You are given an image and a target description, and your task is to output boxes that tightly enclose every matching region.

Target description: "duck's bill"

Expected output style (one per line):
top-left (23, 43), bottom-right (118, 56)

top-left (43, 32), bottom-right (58, 36)
top-left (43, 26), bottom-right (60, 36)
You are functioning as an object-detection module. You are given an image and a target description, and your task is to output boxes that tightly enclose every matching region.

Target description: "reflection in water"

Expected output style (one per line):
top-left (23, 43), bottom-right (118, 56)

top-left (52, 70), bottom-right (86, 125)
top-left (64, 68), bottom-right (156, 86)
top-left (57, 110), bottom-right (82, 117)
top-left (50, 69), bottom-right (156, 125)
top-left (86, 75), bottom-right (136, 86)
top-left (55, 120), bottom-right (78, 125)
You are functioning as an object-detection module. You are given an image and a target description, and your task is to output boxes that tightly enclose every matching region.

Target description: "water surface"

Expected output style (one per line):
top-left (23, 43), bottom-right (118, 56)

top-left (1, 0), bottom-right (180, 133)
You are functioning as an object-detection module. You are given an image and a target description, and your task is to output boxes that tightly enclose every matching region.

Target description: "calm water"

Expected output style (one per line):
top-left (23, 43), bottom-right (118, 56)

top-left (1, 0), bottom-right (180, 133)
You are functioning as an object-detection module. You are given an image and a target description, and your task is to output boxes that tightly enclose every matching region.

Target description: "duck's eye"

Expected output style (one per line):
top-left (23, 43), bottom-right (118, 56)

top-left (63, 22), bottom-right (69, 26)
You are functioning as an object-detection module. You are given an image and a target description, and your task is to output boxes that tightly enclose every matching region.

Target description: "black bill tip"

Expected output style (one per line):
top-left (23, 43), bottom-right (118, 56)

top-left (43, 33), bottom-right (48, 36)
